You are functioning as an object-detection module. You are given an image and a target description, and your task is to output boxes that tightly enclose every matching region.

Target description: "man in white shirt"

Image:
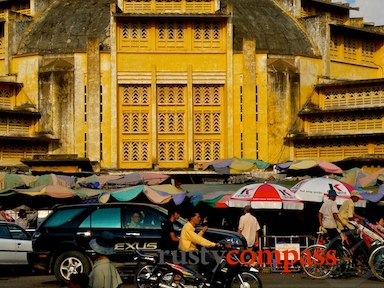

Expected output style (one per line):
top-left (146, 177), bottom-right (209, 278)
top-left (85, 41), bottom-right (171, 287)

top-left (318, 189), bottom-right (343, 246)
top-left (238, 205), bottom-right (261, 249)
top-left (15, 209), bottom-right (28, 229)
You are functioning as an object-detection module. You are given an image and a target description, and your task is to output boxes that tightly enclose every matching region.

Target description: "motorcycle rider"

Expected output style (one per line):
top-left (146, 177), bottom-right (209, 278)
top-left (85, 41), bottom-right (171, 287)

top-left (179, 210), bottom-right (219, 285)
top-left (160, 207), bottom-right (180, 251)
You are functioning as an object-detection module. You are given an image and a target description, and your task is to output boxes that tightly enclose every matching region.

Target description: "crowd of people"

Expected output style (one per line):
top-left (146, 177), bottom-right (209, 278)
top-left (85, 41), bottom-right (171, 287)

top-left (5, 186), bottom-right (383, 288)
top-left (158, 204), bottom-right (261, 286)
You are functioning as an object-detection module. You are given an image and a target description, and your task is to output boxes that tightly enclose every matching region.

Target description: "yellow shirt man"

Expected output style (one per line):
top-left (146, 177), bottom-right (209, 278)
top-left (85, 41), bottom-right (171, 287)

top-left (337, 190), bottom-right (364, 230)
top-left (179, 216), bottom-right (216, 252)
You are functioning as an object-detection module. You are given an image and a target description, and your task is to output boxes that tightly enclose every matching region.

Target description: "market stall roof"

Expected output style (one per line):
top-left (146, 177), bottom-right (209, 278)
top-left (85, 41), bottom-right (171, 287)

top-left (180, 183), bottom-right (251, 196)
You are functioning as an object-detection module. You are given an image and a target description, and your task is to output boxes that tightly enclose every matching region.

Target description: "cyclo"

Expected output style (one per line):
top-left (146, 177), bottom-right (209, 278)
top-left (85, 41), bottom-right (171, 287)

top-left (302, 219), bottom-right (384, 280)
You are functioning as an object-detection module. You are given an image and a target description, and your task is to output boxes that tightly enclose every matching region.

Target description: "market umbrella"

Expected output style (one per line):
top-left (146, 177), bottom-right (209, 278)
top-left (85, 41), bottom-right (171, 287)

top-left (105, 172), bottom-right (170, 187)
top-left (288, 160), bottom-right (343, 174)
top-left (16, 185), bottom-right (77, 198)
top-left (290, 177), bottom-right (366, 207)
top-left (99, 185), bottom-right (145, 203)
top-left (228, 183), bottom-right (304, 210)
top-left (357, 168), bottom-right (384, 188)
top-left (191, 191), bottom-right (234, 208)
top-left (100, 184), bottom-right (186, 205)
top-left (274, 161), bottom-right (296, 172)
top-left (144, 184), bottom-right (186, 205)
top-left (339, 167), bottom-right (368, 186)
top-left (202, 158), bottom-right (270, 174)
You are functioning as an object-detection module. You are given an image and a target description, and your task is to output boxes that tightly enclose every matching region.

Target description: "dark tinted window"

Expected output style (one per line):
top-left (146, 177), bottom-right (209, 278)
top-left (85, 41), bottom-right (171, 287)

top-left (0, 225), bottom-right (10, 239)
top-left (44, 208), bottom-right (87, 227)
top-left (79, 207), bottom-right (121, 228)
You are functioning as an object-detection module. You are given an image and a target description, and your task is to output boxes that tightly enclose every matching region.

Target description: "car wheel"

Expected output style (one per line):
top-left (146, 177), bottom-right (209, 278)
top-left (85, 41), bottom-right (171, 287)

top-left (53, 250), bottom-right (91, 284)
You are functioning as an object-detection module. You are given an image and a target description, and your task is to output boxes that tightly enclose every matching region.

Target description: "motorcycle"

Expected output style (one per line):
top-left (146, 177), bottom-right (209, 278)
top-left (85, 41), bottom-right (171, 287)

top-left (134, 238), bottom-right (262, 288)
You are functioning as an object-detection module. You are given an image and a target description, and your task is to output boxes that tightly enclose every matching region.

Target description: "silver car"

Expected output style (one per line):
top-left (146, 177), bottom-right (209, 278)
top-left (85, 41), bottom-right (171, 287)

top-left (0, 221), bottom-right (32, 265)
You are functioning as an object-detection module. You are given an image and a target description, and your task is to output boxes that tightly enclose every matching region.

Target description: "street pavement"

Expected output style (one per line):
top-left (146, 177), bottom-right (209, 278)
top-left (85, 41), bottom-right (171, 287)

top-left (0, 268), bottom-right (383, 288)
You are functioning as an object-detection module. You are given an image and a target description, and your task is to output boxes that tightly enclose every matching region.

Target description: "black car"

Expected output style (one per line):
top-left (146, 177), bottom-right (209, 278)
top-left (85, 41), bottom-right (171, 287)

top-left (27, 202), bottom-right (246, 284)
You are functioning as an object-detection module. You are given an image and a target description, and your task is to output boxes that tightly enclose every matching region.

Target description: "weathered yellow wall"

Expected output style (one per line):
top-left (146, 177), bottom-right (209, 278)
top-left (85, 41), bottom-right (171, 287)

top-left (72, 52), bottom-right (114, 168)
top-left (232, 52), bottom-right (243, 158)
top-left (330, 61), bottom-right (381, 80)
top-left (241, 40), bottom-right (257, 160)
top-left (11, 55), bottom-right (40, 104)
top-left (117, 54), bottom-right (227, 71)
top-left (0, 59), bottom-right (5, 75)
top-left (299, 57), bottom-right (322, 106)
top-left (100, 52), bottom-right (113, 168)
top-left (73, 52), bottom-right (87, 158)
top-left (255, 54), bottom-right (269, 162)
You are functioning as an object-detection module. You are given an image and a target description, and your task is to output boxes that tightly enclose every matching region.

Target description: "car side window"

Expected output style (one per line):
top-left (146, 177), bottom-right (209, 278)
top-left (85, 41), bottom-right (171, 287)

top-left (125, 208), bottom-right (167, 229)
top-left (0, 225), bottom-right (10, 239)
top-left (8, 225), bottom-right (30, 240)
top-left (79, 207), bottom-right (121, 229)
top-left (44, 208), bottom-right (87, 227)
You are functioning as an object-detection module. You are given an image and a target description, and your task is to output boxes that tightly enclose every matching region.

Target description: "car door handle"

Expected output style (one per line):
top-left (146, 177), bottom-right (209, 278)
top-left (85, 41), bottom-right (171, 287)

top-left (126, 232), bottom-right (140, 236)
top-left (76, 232), bottom-right (92, 236)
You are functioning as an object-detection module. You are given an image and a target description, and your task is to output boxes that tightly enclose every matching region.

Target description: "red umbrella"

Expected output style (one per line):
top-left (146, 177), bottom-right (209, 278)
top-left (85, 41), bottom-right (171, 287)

top-left (228, 183), bottom-right (303, 210)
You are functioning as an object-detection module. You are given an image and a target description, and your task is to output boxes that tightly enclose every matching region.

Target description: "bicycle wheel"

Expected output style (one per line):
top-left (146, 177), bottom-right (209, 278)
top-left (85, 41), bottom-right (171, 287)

top-left (301, 244), bottom-right (332, 279)
top-left (369, 245), bottom-right (384, 281)
top-left (327, 244), bottom-right (352, 278)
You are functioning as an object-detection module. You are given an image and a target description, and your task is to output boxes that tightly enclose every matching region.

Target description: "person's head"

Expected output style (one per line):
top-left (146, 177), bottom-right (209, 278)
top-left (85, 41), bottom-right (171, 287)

top-left (244, 205), bottom-right (251, 214)
top-left (376, 217), bottom-right (384, 227)
top-left (350, 190), bottom-right (361, 203)
top-left (327, 189), bottom-right (338, 200)
top-left (89, 231), bottom-right (116, 256)
top-left (68, 273), bottom-right (89, 288)
top-left (18, 209), bottom-right (27, 219)
top-left (168, 207), bottom-right (180, 221)
top-left (131, 211), bottom-right (141, 224)
top-left (187, 210), bottom-right (201, 226)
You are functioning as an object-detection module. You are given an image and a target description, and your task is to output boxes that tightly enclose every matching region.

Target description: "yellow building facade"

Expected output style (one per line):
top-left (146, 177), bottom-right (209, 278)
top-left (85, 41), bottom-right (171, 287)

top-left (0, 0), bottom-right (383, 171)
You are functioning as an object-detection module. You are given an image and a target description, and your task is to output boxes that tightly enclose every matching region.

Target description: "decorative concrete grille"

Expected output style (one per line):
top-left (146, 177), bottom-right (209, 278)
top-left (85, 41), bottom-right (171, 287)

top-left (294, 140), bottom-right (371, 160)
top-left (194, 140), bottom-right (221, 161)
top-left (323, 86), bottom-right (384, 108)
top-left (122, 141), bottom-right (149, 161)
top-left (158, 21), bottom-right (184, 48)
top-left (121, 21), bottom-right (149, 48)
top-left (193, 21), bottom-right (221, 48)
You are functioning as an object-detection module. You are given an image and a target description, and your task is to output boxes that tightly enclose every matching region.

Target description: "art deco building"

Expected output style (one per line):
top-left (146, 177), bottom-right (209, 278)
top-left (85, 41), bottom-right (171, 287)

top-left (0, 0), bottom-right (383, 171)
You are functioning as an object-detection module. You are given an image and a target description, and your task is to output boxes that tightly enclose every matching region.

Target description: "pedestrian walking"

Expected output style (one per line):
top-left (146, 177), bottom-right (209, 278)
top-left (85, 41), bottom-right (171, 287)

top-left (88, 231), bottom-right (123, 288)
top-left (238, 205), bottom-right (261, 249)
